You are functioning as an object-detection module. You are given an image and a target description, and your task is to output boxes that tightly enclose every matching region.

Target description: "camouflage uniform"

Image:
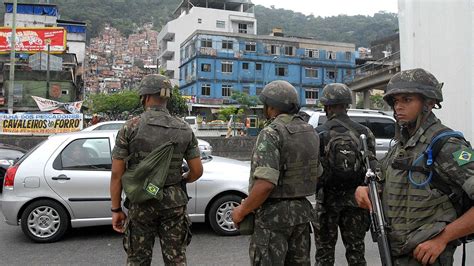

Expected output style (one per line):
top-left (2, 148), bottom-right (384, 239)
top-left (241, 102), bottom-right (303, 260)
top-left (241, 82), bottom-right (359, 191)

top-left (249, 80), bottom-right (323, 266)
top-left (314, 84), bottom-right (376, 266)
top-left (112, 75), bottom-right (200, 265)
top-left (378, 69), bottom-right (474, 265)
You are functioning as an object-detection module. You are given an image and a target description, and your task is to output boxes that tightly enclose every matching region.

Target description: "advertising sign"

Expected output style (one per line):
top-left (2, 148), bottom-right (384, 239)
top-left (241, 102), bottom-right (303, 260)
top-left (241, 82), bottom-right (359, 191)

top-left (0, 113), bottom-right (83, 135)
top-left (0, 27), bottom-right (67, 53)
top-left (31, 96), bottom-right (83, 114)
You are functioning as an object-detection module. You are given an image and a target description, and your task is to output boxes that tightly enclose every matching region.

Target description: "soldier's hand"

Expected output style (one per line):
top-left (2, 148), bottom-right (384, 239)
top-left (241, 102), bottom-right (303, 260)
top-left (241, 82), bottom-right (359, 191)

top-left (112, 211), bottom-right (127, 233)
top-left (413, 236), bottom-right (447, 265)
top-left (232, 205), bottom-right (245, 228)
top-left (355, 186), bottom-right (372, 211)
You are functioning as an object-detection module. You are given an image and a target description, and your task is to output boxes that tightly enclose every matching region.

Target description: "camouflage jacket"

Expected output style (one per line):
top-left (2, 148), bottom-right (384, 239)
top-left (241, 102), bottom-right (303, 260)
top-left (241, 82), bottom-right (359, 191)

top-left (379, 112), bottom-right (474, 256)
top-left (112, 105), bottom-right (200, 210)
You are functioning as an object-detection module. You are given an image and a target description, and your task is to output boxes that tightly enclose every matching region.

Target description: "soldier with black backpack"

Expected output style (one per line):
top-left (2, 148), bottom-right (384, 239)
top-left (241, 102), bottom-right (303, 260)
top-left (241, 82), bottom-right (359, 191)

top-left (314, 83), bottom-right (377, 266)
top-left (355, 68), bottom-right (474, 265)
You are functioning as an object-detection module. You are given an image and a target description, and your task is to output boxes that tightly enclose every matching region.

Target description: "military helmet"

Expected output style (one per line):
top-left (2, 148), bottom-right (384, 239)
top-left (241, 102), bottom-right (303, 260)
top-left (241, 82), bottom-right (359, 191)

top-left (383, 68), bottom-right (443, 106)
top-left (259, 80), bottom-right (300, 113)
top-left (319, 83), bottom-right (352, 105)
top-left (138, 74), bottom-right (172, 98)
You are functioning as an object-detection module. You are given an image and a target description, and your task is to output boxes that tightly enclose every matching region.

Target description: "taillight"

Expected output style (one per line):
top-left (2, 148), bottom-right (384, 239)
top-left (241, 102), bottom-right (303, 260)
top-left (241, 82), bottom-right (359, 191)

top-left (4, 165), bottom-right (19, 189)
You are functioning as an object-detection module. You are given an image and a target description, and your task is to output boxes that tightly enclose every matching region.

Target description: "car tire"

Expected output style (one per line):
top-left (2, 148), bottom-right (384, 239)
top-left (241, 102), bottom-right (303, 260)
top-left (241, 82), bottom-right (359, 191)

top-left (20, 200), bottom-right (69, 243)
top-left (208, 194), bottom-right (242, 236)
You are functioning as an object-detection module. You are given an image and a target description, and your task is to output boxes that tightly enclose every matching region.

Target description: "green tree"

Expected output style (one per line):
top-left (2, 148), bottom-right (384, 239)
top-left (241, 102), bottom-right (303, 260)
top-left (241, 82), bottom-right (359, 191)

top-left (370, 94), bottom-right (385, 109)
top-left (231, 90), bottom-right (259, 107)
top-left (167, 86), bottom-right (188, 116)
top-left (87, 90), bottom-right (141, 117)
top-left (217, 106), bottom-right (244, 121)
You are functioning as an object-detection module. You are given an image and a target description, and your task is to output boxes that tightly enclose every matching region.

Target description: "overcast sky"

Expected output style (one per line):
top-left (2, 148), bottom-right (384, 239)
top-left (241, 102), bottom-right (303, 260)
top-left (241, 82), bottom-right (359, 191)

top-left (251, 0), bottom-right (398, 17)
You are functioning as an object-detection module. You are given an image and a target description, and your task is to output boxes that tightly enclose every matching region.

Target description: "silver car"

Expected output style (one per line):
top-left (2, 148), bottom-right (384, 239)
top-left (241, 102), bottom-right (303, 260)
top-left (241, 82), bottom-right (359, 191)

top-left (83, 121), bottom-right (213, 157)
top-left (303, 108), bottom-right (396, 159)
top-left (1, 130), bottom-right (248, 243)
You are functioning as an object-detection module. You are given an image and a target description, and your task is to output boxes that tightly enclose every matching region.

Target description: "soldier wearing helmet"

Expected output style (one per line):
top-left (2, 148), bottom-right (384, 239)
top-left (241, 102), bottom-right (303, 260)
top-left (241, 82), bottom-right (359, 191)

top-left (233, 80), bottom-right (323, 265)
top-left (356, 68), bottom-right (474, 265)
top-left (314, 83), bottom-right (376, 265)
top-left (110, 74), bottom-right (203, 265)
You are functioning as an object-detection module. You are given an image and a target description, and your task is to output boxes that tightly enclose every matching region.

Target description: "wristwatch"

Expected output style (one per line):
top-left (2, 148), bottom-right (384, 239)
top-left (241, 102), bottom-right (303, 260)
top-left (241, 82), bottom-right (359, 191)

top-left (111, 207), bottom-right (122, 213)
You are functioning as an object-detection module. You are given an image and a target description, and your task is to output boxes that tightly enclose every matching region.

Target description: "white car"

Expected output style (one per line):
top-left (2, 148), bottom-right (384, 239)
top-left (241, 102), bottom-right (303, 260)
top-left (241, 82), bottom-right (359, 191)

top-left (1, 130), bottom-right (248, 243)
top-left (83, 121), bottom-right (212, 157)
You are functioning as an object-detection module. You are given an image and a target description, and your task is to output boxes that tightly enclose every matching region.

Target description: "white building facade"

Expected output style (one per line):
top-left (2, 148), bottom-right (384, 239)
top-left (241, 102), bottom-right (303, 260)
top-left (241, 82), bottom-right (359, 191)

top-left (398, 0), bottom-right (474, 141)
top-left (158, 0), bottom-right (257, 85)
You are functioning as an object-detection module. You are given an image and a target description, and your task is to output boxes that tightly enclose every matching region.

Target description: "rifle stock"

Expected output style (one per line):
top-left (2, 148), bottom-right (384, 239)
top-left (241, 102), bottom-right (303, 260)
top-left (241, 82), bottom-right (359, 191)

top-left (360, 134), bottom-right (393, 266)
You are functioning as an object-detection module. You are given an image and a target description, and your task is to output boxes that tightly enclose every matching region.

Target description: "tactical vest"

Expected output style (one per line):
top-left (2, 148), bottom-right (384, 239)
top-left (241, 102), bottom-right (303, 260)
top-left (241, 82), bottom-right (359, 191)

top-left (128, 110), bottom-right (194, 186)
top-left (268, 115), bottom-right (321, 199)
top-left (381, 121), bottom-right (458, 256)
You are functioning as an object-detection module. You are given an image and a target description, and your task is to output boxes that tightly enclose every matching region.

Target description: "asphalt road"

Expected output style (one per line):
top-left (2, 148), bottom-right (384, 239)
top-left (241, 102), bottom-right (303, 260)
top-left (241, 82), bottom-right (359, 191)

top-left (1, 215), bottom-right (473, 266)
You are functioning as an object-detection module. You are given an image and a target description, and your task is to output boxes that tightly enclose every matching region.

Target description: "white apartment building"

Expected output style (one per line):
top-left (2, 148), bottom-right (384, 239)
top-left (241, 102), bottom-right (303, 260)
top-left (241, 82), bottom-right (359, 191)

top-left (158, 0), bottom-right (257, 85)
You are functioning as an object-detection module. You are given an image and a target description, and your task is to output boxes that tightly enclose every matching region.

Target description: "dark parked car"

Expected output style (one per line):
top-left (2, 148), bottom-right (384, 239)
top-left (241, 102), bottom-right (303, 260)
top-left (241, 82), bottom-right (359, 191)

top-left (0, 143), bottom-right (26, 192)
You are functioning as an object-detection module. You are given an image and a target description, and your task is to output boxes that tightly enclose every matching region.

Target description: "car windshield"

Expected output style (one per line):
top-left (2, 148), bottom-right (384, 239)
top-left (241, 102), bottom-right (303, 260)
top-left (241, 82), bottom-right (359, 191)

top-left (94, 123), bottom-right (124, 130)
top-left (185, 118), bottom-right (196, 125)
top-left (0, 148), bottom-right (24, 160)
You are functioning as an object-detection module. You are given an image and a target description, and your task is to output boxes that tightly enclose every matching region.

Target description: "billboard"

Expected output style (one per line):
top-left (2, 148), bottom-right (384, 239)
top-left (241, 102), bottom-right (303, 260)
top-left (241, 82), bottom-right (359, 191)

top-left (0, 113), bottom-right (83, 135)
top-left (0, 27), bottom-right (66, 53)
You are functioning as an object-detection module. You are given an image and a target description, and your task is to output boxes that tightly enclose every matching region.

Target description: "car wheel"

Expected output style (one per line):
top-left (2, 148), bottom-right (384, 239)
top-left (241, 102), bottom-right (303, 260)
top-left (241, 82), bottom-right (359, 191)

top-left (208, 194), bottom-right (242, 236)
top-left (20, 200), bottom-right (69, 243)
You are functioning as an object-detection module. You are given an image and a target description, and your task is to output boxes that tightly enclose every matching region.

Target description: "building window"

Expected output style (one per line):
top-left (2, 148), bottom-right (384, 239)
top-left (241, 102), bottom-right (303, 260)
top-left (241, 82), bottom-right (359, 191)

top-left (245, 42), bottom-right (256, 52)
top-left (256, 63), bottom-right (262, 71)
top-left (201, 39), bottom-right (212, 48)
top-left (305, 89), bottom-right (318, 99)
top-left (345, 51), bottom-right (352, 61)
top-left (275, 65), bottom-right (288, 76)
top-left (284, 46), bottom-right (294, 56)
top-left (270, 45), bottom-right (280, 55)
top-left (327, 70), bottom-right (336, 80)
top-left (243, 86), bottom-right (250, 94)
top-left (221, 61), bottom-right (233, 73)
top-left (256, 87), bottom-right (263, 95)
top-left (238, 23), bottom-right (248, 33)
top-left (327, 51), bottom-right (336, 60)
top-left (201, 84), bottom-right (211, 96)
top-left (305, 68), bottom-right (318, 78)
top-left (216, 20), bottom-right (225, 28)
top-left (222, 40), bottom-right (233, 50)
top-left (222, 84), bottom-right (232, 97)
top-left (305, 48), bottom-right (319, 58)
top-left (346, 69), bottom-right (353, 76)
top-left (198, 18), bottom-right (202, 24)
top-left (201, 63), bottom-right (211, 72)
top-left (242, 62), bottom-right (249, 70)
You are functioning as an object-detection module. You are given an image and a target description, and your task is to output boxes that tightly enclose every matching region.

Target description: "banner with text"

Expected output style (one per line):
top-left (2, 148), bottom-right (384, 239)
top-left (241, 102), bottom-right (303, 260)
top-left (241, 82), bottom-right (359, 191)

top-left (0, 27), bottom-right (66, 53)
top-left (31, 96), bottom-right (83, 114)
top-left (0, 113), bottom-right (83, 135)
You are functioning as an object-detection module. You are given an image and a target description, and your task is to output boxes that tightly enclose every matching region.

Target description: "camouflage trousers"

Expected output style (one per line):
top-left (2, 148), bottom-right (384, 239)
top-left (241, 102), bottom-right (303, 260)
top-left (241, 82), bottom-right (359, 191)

top-left (313, 204), bottom-right (369, 266)
top-left (250, 199), bottom-right (313, 266)
top-left (391, 245), bottom-right (456, 266)
top-left (123, 203), bottom-right (192, 266)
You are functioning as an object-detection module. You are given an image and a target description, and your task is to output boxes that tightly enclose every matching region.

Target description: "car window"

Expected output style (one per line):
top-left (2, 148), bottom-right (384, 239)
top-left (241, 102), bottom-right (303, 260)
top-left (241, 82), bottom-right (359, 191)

top-left (185, 118), bottom-right (196, 125)
top-left (95, 123), bottom-right (124, 131)
top-left (351, 117), bottom-right (368, 127)
top-left (367, 118), bottom-right (395, 139)
top-left (55, 138), bottom-right (112, 170)
top-left (318, 115), bottom-right (327, 126)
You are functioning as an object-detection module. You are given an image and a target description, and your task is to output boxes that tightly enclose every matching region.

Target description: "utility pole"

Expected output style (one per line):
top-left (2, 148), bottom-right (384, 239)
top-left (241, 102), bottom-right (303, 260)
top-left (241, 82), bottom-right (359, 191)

top-left (7, 0), bottom-right (18, 114)
top-left (46, 42), bottom-right (51, 99)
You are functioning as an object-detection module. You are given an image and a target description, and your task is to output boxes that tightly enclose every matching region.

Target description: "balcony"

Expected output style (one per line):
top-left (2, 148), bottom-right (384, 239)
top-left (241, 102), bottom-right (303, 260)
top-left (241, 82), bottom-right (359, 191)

top-left (162, 32), bottom-right (175, 42)
top-left (199, 47), bottom-right (217, 57)
top-left (159, 50), bottom-right (175, 60)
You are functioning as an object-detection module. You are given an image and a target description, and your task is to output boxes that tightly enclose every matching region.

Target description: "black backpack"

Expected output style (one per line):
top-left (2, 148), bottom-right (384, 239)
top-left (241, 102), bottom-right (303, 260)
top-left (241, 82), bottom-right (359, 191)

top-left (321, 118), bottom-right (365, 188)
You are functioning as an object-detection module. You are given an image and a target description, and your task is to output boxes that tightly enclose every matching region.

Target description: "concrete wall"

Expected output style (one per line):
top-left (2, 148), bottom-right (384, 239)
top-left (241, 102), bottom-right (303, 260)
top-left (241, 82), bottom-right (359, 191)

top-left (1, 135), bottom-right (256, 161)
top-left (398, 0), bottom-right (473, 141)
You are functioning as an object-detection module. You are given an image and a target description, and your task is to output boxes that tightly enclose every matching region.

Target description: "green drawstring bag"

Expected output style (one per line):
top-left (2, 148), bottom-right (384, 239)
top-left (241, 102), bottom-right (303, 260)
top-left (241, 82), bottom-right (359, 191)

top-left (121, 141), bottom-right (175, 203)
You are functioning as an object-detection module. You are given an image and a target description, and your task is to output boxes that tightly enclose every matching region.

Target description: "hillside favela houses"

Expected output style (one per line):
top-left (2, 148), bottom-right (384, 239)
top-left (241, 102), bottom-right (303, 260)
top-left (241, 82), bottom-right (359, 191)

top-left (0, 2), bottom-right (86, 114)
top-left (179, 29), bottom-right (356, 117)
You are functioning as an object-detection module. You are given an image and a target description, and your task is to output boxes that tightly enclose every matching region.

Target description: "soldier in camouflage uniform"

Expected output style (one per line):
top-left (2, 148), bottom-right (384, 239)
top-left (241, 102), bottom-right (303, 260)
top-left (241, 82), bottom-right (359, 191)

top-left (314, 83), bottom-right (376, 266)
top-left (355, 68), bottom-right (474, 265)
top-left (232, 80), bottom-right (323, 266)
top-left (110, 74), bottom-right (203, 265)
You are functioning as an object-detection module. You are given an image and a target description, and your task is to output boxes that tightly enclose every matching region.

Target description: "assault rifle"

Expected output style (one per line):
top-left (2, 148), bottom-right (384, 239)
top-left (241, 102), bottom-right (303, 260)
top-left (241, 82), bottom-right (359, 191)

top-left (360, 134), bottom-right (393, 266)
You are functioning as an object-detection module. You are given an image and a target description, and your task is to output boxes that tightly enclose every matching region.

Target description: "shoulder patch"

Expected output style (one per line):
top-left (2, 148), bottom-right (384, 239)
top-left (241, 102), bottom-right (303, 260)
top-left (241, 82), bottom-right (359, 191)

top-left (452, 148), bottom-right (474, 166)
top-left (257, 142), bottom-right (267, 152)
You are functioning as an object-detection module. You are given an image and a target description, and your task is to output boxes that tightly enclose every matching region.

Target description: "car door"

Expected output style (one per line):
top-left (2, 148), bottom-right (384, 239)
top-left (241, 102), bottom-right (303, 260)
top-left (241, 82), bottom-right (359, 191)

top-left (44, 135), bottom-right (113, 220)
